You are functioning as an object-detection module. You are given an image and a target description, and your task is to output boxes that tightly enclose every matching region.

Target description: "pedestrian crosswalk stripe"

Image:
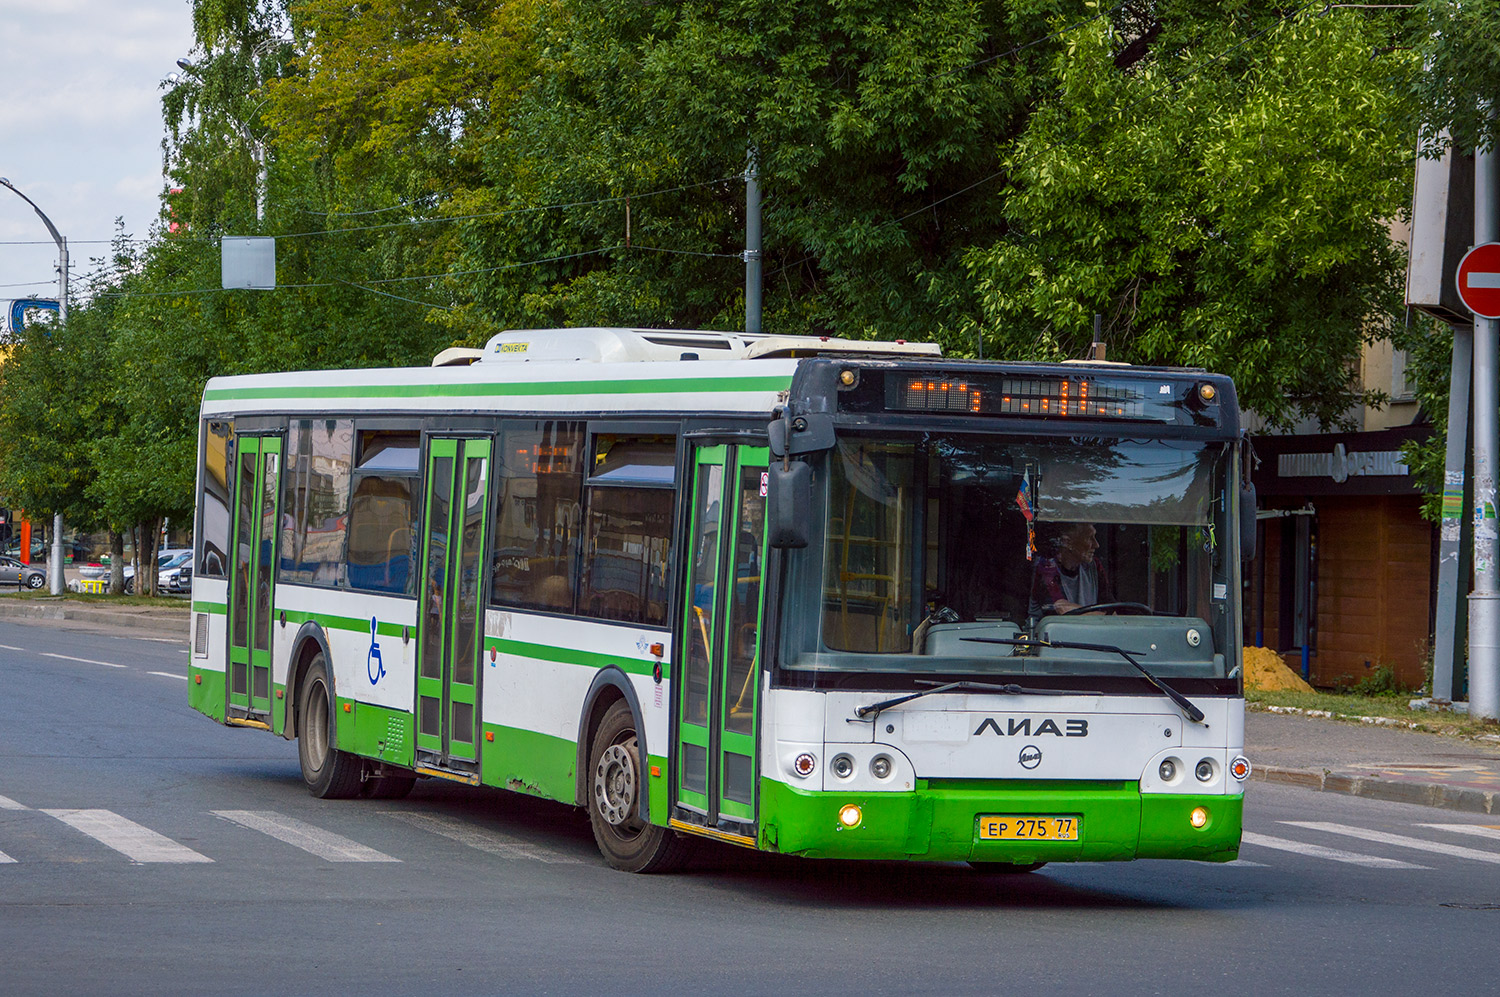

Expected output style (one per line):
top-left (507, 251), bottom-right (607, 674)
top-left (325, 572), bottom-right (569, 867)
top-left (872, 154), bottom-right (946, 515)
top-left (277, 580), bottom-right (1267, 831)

top-left (1417, 823), bottom-right (1500, 843)
top-left (42, 809), bottom-right (213, 863)
top-left (212, 810), bottom-right (400, 863)
top-left (0, 794), bottom-right (28, 810)
top-left (1242, 831), bottom-right (1429, 869)
top-left (1283, 821), bottom-right (1500, 865)
top-left (384, 811), bottom-right (582, 864)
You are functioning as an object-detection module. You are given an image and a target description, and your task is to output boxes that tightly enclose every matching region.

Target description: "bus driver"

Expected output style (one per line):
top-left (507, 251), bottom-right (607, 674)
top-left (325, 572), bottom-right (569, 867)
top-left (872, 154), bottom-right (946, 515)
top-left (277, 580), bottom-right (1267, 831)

top-left (1028, 522), bottom-right (1108, 618)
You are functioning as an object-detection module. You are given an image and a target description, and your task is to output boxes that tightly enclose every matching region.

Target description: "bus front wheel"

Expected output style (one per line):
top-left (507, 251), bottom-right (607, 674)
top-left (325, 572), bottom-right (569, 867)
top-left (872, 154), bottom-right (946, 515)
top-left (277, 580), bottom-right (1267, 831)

top-left (297, 655), bottom-right (363, 799)
top-left (587, 700), bottom-right (692, 873)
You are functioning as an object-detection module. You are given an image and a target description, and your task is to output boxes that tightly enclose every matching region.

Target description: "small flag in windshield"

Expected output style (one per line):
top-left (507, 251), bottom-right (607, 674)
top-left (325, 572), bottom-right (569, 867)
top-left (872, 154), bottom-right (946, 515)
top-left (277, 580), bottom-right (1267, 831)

top-left (1015, 470), bottom-right (1036, 561)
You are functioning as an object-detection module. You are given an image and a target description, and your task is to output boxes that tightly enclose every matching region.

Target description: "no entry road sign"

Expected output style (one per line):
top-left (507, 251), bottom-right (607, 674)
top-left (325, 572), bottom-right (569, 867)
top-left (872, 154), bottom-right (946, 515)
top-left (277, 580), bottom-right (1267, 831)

top-left (1457, 242), bottom-right (1500, 319)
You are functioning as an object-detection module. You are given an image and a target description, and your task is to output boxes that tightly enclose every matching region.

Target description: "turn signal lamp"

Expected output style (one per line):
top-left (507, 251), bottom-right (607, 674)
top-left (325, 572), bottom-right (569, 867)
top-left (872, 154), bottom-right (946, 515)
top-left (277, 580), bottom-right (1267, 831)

top-left (838, 804), bottom-right (863, 829)
top-left (1230, 756), bottom-right (1251, 781)
top-left (1190, 807), bottom-right (1209, 829)
top-left (793, 753), bottom-right (817, 778)
top-left (1199, 383), bottom-right (1217, 402)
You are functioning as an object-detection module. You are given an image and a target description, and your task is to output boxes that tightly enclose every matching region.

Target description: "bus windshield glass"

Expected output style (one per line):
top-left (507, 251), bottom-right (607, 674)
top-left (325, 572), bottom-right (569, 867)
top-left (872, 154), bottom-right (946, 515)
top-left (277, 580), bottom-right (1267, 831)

top-left (779, 432), bottom-right (1237, 678)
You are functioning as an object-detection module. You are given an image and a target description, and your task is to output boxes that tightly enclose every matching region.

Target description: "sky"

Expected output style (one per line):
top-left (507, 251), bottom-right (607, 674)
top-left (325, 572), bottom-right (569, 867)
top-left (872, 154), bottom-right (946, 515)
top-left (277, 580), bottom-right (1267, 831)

top-left (0, 0), bottom-right (197, 322)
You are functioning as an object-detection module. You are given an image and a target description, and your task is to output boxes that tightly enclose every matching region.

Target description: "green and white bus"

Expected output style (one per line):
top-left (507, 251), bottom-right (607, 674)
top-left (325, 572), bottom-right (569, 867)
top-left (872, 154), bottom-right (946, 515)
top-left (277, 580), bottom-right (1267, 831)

top-left (189, 327), bottom-right (1254, 872)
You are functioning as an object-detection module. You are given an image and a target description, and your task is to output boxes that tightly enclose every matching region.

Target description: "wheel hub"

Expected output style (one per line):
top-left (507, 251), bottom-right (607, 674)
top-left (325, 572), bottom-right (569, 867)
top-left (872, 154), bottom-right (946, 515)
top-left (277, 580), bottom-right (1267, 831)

top-left (594, 741), bottom-right (637, 826)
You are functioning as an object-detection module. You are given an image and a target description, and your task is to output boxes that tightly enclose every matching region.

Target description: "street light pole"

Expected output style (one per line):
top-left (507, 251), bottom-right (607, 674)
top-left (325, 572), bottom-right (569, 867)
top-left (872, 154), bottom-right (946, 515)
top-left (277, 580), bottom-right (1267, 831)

top-left (0, 177), bottom-right (69, 596)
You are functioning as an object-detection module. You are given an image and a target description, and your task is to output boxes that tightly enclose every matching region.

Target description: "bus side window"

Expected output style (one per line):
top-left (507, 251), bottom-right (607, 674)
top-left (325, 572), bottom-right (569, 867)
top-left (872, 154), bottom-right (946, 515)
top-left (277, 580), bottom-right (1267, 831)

top-left (578, 434), bottom-right (677, 626)
top-left (489, 420), bottom-right (585, 614)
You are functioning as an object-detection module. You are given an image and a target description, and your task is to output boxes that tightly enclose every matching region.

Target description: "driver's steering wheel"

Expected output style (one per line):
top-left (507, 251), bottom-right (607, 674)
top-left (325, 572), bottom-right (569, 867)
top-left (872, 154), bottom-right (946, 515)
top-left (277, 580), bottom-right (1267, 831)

top-left (1061, 601), bottom-right (1154, 616)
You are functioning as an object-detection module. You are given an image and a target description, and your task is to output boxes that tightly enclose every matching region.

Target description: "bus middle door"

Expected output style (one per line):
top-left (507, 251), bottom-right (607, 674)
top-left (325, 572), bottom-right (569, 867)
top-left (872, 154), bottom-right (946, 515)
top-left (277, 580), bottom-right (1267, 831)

top-left (226, 435), bottom-right (281, 728)
top-left (674, 445), bottom-right (769, 838)
top-left (414, 437), bottom-right (492, 782)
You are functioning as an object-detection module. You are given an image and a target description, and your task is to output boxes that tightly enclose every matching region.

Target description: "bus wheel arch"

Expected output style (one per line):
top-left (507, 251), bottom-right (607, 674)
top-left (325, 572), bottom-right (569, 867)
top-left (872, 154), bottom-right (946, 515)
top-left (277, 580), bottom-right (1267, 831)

top-left (575, 669), bottom-right (648, 809)
top-left (285, 623), bottom-right (333, 742)
top-left (582, 696), bottom-right (690, 873)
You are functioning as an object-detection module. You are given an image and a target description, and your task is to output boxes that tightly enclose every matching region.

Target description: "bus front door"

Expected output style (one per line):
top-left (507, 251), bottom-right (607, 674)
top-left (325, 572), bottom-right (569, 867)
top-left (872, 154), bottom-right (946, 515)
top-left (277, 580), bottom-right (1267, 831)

top-left (674, 445), bottom-right (769, 836)
top-left (226, 435), bottom-right (282, 727)
top-left (414, 437), bottom-right (492, 781)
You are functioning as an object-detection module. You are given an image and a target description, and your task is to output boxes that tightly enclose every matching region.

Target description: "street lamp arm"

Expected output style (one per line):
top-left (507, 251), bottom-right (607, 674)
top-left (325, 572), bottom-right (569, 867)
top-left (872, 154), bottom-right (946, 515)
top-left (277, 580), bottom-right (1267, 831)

top-left (0, 178), bottom-right (65, 250)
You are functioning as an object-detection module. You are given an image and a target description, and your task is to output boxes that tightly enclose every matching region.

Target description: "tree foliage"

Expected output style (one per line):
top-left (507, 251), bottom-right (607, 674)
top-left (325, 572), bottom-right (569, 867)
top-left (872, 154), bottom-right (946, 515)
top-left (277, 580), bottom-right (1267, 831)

top-left (0, 0), bottom-right (1427, 544)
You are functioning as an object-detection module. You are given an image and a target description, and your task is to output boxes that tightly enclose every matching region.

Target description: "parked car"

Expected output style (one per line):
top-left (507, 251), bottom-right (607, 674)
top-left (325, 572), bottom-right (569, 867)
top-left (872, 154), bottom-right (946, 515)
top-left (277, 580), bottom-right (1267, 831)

top-left (124, 549), bottom-right (193, 594)
top-left (160, 553), bottom-right (194, 594)
top-left (0, 555), bottom-right (47, 589)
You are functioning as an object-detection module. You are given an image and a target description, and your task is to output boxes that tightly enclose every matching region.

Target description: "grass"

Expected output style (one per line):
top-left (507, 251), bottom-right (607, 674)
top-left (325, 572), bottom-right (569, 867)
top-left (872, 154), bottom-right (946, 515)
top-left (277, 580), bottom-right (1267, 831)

top-left (1248, 688), bottom-right (1500, 738)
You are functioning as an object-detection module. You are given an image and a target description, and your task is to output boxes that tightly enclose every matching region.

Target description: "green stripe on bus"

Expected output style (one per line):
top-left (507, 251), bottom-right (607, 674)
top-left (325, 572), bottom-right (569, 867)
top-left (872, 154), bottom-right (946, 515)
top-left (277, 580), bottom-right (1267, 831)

top-left (203, 374), bottom-right (792, 403)
top-left (283, 608), bottom-right (406, 639)
top-left (484, 635), bottom-right (662, 678)
top-left (193, 600), bottom-right (228, 615)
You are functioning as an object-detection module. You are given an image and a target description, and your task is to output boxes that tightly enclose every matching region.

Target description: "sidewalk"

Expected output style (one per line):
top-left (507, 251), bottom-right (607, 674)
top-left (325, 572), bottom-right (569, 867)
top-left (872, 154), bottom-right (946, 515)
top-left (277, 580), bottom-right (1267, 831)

top-left (1247, 709), bottom-right (1500, 814)
top-left (0, 595), bottom-right (190, 637)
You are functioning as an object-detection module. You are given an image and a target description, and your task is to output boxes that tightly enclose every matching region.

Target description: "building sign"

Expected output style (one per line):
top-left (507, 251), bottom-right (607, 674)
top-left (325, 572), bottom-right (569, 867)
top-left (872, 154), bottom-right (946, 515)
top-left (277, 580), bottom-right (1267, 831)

top-left (1277, 444), bottom-right (1408, 484)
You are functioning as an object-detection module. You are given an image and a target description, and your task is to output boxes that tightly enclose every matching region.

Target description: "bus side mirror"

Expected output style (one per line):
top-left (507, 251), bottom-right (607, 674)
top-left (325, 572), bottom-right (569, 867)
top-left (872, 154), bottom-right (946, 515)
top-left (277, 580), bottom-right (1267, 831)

top-left (767, 462), bottom-right (812, 549)
top-left (1240, 483), bottom-right (1257, 561)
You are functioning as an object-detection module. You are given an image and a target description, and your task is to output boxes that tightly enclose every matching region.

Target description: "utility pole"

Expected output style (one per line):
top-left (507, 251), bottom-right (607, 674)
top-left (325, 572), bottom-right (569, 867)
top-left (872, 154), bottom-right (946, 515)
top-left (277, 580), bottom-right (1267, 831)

top-left (744, 147), bottom-right (762, 335)
top-left (0, 178), bottom-right (68, 596)
top-left (1471, 116), bottom-right (1500, 720)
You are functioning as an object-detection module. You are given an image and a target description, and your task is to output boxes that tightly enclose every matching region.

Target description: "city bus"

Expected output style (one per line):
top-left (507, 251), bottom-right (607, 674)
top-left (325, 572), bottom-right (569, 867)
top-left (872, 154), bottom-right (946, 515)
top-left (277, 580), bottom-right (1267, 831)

top-left (189, 327), bottom-right (1253, 872)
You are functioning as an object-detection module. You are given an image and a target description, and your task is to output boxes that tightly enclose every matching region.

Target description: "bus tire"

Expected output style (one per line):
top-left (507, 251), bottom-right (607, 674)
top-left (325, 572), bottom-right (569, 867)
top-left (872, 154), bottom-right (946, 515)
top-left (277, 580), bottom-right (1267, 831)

top-left (297, 655), bottom-right (363, 799)
top-left (587, 700), bottom-right (692, 873)
top-left (967, 861), bottom-right (1047, 874)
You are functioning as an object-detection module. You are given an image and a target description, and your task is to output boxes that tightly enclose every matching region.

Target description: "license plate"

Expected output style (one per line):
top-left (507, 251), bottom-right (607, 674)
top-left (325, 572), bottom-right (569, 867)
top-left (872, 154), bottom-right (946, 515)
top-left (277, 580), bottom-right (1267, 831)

top-left (977, 815), bottom-right (1080, 841)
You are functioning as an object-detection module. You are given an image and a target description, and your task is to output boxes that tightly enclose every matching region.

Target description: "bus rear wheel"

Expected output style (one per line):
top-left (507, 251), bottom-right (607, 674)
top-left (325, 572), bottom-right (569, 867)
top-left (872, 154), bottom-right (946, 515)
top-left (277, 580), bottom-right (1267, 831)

top-left (297, 655), bottom-right (363, 799)
top-left (587, 700), bottom-right (692, 873)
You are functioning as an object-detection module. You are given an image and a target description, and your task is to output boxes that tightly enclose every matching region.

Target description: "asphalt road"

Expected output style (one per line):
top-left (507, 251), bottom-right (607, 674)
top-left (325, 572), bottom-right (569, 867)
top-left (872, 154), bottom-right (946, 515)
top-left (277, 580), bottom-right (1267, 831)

top-left (1, 619), bottom-right (1497, 996)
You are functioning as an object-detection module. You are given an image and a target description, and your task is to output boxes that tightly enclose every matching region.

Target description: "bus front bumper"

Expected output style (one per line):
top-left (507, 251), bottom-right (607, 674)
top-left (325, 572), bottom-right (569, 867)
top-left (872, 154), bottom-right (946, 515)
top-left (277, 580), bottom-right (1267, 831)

top-left (758, 779), bottom-right (1242, 864)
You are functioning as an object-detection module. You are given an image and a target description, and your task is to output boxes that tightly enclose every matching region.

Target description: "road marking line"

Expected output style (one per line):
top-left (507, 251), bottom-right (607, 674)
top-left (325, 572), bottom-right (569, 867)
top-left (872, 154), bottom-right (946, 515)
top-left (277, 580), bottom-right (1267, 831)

top-left (1418, 823), bottom-right (1500, 843)
top-left (1242, 831), bottom-right (1429, 869)
top-left (0, 794), bottom-right (29, 810)
top-left (212, 810), bottom-right (400, 863)
top-left (384, 811), bottom-right (582, 864)
top-left (0, 849), bottom-right (14, 864)
top-left (40, 653), bottom-right (125, 669)
top-left (0, 643), bottom-right (27, 651)
top-left (1191, 858), bottom-right (1268, 867)
top-left (1283, 821), bottom-right (1500, 865)
top-left (147, 671), bottom-right (188, 680)
top-left (42, 809), bottom-right (213, 864)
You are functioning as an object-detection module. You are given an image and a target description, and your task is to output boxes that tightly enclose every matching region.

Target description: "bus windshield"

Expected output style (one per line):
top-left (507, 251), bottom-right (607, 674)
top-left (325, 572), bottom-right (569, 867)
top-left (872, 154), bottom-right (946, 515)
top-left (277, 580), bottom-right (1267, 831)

top-left (779, 432), bottom-right (1237, 679)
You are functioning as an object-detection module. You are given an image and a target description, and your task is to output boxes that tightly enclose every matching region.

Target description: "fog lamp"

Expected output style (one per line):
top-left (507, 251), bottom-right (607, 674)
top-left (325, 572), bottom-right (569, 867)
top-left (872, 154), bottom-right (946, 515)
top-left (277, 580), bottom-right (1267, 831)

top-left (1190, 807), bottom-right (1209, 829)
top-left (838, 804), bottom-right (863, 829)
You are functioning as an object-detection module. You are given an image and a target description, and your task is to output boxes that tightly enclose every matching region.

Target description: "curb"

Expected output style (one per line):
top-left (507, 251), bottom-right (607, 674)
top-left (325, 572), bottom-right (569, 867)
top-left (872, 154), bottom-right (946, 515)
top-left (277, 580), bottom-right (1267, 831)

top-left (0, 600), bottom-right (190, 637)
top-left (1251, 764), bottom-right (1499, 815)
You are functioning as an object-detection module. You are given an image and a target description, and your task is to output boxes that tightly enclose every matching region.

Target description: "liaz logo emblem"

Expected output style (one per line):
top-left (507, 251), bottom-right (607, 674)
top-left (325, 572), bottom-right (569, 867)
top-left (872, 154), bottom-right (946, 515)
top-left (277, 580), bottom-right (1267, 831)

top-left (1018, 745), bottom-right (1043, 770)
top-left (973, 717), bottom-right (1089, 737)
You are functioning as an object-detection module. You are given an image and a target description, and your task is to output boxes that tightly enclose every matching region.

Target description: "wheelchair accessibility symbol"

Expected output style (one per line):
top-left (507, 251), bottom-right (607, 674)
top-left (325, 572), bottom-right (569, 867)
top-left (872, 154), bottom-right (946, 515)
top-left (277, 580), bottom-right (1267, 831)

top-left (366, 617), bottom-right (385, 685)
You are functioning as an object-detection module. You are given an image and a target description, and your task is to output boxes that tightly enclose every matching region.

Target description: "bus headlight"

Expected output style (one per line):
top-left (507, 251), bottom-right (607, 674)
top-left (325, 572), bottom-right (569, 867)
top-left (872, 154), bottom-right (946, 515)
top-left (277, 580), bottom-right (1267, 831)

top-left (1159, 759), bottom-right (1178, 782)
top-left (831, 754), bottom-right (855, 780)
top-left (1195, 759), bottom-right (1216, 782)
top-left (870, 755), bottom-right (893, 780)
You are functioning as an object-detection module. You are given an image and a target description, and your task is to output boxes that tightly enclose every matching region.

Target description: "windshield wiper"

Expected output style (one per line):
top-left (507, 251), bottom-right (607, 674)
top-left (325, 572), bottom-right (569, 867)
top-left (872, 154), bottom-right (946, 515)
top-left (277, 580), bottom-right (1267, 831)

top-left (962, 636), bottom-right (1208, 726)
top-left (852, 679), bottom-right (1094, 721)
